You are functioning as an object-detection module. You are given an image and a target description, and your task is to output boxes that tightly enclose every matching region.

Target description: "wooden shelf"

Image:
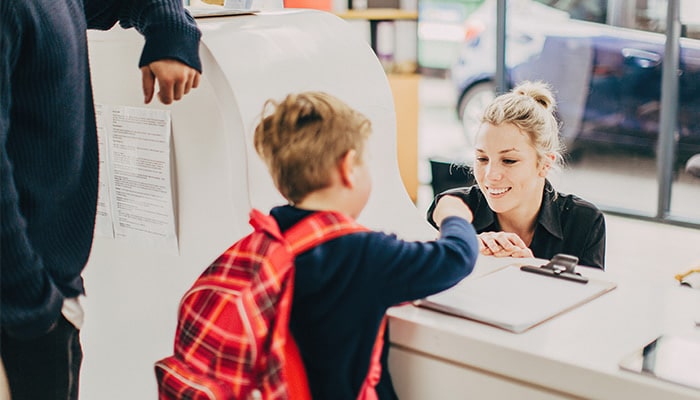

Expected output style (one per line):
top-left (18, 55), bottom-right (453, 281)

top-left (334, 9), bottom-right (417, 20)
top-left (387, 73), bottom-right (420, 204)
top-left (336, 8), bottom-right (420, 203)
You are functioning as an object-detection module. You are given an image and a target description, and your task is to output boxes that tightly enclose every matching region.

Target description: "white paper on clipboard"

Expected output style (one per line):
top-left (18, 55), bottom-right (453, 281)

top-left (416, 264), bottom-right (617, 333)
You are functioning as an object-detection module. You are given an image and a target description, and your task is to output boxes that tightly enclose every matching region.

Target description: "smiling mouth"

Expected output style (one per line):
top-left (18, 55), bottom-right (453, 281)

top-left (487, 187), bottom-right (511, 197)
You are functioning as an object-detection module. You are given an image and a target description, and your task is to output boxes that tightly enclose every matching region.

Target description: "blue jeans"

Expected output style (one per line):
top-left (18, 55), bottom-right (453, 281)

top-left (1, 315), bottom-right (82, 400)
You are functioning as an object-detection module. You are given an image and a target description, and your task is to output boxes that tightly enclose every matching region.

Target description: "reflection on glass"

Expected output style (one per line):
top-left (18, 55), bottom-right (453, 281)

top-left (449, 0), bottom-right (700, 222)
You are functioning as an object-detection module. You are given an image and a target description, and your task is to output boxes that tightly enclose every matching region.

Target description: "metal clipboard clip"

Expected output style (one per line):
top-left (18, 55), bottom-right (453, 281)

top-left (520, 254), bottom-right (589, 284)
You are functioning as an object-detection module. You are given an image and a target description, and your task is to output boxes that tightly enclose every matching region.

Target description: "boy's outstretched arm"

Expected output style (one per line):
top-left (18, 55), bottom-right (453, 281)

top-left (432, 195), bottom-right (473, 227)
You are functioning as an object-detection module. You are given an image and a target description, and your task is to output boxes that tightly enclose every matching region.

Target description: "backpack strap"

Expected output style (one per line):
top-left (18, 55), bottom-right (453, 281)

top-left (269, 210), bottom-right (387, 400)
top-left (249, 208), bottom-right (367, 251)
top-left (283, 210), bottom-right (368, 254)
top-left (357, 317), bottom-right (388, 400)
top-left (248, 209), bottom-right (368, 400)
top-left (249, 208), bottom-right (286, 241)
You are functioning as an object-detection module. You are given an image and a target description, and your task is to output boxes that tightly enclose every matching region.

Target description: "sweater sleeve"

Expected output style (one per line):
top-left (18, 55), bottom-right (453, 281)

top-left (426, 187), bottom-right (474, 230)
top-left (0, 3), bottom-right (65, 338)
top-left (84, 0), bottom-right (202, 72)
top-left (368, 216), bottom-right (479, 305)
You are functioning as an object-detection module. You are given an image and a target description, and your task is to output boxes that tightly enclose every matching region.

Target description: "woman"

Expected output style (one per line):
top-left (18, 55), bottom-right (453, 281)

top-left (427, 81), bottom-right (606, 269)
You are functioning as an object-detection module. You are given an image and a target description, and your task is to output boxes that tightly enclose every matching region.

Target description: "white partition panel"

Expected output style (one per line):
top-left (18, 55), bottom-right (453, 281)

top-left (83, 10), bottom-right (434, 399)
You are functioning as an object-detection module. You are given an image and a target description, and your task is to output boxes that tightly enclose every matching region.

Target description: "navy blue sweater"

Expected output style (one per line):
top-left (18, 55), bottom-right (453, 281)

top-left (272, 205), bottom-right (478, 399)
top-left (0, 0), bottom-right (201, 338)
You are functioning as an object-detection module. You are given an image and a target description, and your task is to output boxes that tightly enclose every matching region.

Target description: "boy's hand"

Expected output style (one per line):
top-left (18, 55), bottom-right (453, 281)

top-left (432, 195), bottom-right (474, 226)
top-left (477, 231), bottom-right (533, 258)
top-left (142, 59), bottom-right (201, 105)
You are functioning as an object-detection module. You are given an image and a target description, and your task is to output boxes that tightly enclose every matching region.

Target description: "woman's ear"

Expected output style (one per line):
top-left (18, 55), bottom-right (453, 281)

top-left (539, 153), bottom-right (556, 177)
top-left (339, 149), bottom-right (357, 187)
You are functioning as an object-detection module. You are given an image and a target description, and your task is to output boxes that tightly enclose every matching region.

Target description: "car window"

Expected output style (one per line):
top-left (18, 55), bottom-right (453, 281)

top-left (533, 0), bottom-right (607, 24)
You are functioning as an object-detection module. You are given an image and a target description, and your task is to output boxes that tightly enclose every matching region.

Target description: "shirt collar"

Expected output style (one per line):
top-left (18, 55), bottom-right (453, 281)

top-left (472, 194), bottom-right (498, 232)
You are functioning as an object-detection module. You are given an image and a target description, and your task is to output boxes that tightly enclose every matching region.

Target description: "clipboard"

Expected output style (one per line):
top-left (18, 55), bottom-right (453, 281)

top-left (415, 254), bottom-right (617, 333)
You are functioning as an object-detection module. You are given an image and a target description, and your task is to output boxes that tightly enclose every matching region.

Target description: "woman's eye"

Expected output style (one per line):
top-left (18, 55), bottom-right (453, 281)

top-left (502, 159), bottom-right (518, 165)
top-left (476, 157), bottom-right (488, 163)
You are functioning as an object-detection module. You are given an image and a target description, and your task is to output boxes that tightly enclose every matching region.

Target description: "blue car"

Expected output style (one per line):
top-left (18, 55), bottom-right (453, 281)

top-left (452, 0), bottom-right (700, 163)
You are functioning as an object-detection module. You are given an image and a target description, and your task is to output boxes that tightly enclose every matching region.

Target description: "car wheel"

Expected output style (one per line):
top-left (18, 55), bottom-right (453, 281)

top-left (457, 81), bottom-right (496, 147)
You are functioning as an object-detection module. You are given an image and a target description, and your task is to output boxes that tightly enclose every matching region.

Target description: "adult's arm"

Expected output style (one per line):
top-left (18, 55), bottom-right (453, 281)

top-left (84, 0), bottom-right (203, 104)
top-left (141, 59), bottom-right (201, 104)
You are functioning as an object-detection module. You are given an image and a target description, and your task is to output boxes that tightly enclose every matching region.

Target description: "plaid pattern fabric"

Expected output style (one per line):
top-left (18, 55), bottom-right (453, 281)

top-left (156, 209), bottom-right (366, 400)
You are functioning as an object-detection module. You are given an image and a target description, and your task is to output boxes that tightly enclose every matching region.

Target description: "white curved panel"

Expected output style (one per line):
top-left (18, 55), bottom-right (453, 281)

top-left (85, 27), bottom-right (251, 400)
top-left (199, 10), bottom-right (435, 240)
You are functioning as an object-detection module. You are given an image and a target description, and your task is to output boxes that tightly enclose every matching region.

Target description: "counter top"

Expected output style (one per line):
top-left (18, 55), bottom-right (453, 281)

top-left (388, 256), bottom-right (700, 399)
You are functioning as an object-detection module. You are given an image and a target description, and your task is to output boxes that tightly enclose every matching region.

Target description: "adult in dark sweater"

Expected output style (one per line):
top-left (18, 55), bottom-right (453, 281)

top-left (254, 92), bottom-right (478, 399)
top-left (0, 1), bottom-right (202, 398)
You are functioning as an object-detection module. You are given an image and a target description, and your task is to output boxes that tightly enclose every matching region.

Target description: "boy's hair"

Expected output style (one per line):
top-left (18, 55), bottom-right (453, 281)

top-left (481, 81), bottom-right (565, 169)
top-left (254, 92), bottom-right (372, 205)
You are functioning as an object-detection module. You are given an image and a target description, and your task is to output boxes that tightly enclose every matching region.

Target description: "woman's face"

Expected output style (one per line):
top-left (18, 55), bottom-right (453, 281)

top-left (473, 122), bottom-right (547, 216)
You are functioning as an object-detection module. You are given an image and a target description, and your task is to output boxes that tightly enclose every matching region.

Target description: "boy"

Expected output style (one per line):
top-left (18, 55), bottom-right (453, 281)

top-left (254, 91), bottom-right (478, 399)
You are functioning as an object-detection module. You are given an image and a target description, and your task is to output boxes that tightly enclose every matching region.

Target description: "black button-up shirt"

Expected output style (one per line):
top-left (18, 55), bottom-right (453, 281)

top-left (427, 180), bottom-right (606, 269)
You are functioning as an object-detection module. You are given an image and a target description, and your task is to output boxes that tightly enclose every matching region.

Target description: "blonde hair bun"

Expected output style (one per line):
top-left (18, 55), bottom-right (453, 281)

top-left (480, 80), bottom-right (564, 170)
top-left (513, 81), bottom-right (556, 111)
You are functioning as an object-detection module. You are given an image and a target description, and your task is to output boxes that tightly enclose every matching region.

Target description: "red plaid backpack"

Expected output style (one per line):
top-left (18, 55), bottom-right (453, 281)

top-left (155, 208), bottom-right (380, 400)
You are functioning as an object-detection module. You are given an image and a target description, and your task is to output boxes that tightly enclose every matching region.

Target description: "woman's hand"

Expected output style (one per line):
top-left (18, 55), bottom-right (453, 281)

top-left (477, 231), bottom-right (533, 258)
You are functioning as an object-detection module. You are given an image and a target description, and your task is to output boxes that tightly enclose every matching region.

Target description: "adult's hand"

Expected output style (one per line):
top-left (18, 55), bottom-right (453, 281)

top-left (141, 59), bottom-right (201, 105)
top-left (477, 231), bottom-right (533, 258)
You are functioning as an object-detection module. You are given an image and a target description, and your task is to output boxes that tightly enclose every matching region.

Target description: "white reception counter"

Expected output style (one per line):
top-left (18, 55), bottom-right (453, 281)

top-left (388, 256), bottom-right (700, 399)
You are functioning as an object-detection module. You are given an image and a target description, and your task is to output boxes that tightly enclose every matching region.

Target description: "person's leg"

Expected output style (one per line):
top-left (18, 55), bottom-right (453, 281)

top-left (68, 326), bottom-right (83, 400)
top-left (1, 315), bottom-right (82, 400)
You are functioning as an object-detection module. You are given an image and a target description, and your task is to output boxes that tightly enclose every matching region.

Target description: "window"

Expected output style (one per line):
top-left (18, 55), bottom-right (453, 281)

top-left (534, 0), bottom-right (607, 23)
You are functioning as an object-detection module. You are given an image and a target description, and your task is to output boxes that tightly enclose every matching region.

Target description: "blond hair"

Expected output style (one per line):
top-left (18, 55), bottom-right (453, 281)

top-left (481, 81), bottom-right (564, 168)
top-left (254, 92), bottom-right (372, 204)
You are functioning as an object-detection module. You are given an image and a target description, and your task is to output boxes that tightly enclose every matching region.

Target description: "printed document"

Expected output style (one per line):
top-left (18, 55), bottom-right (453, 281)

top-left (94, 104), bottom-right (178, 254)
